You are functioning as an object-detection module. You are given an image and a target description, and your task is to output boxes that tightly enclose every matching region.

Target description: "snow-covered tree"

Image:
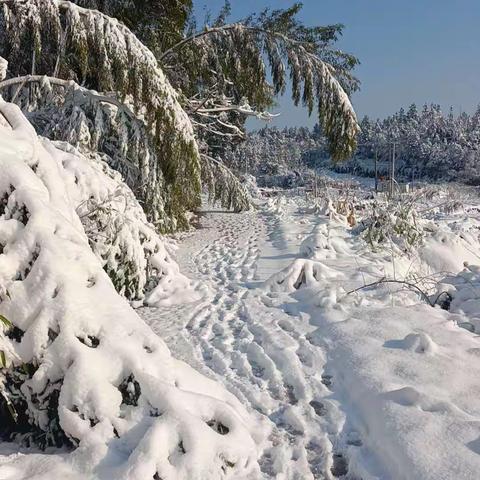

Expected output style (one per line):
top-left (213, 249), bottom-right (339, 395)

top-left (0, 0), bottom-right (361, 229)
top-left (160, 2), bottom-right (360, 162)
top-left (0, 0), bottom-right (201, 232)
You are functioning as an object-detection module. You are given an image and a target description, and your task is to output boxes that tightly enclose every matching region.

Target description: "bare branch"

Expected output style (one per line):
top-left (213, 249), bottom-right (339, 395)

top-left (346, 276), bottom-right (433, 306)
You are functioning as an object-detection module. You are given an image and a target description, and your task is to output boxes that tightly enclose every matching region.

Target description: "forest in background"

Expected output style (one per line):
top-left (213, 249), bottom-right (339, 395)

top-left (226, 104), bottom-right (480, 187)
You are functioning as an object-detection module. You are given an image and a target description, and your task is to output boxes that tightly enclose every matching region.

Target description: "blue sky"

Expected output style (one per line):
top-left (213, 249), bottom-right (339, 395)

top-left (193, 1), bottom-right (480, 128)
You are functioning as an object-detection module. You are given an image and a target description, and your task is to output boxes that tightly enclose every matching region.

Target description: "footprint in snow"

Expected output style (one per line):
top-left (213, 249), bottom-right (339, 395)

top-left (346, 430), bottom-right (363, 447)
top-left (331, 453), bottom-right (349, 477)
top-left (321, 374), bottom-right (333, 389)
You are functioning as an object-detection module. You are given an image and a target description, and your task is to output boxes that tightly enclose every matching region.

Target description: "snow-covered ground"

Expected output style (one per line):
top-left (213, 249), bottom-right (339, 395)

top-left (2, 177), bottom-right (480, 479)
top-left (139, 188), bottom-right (480, 480)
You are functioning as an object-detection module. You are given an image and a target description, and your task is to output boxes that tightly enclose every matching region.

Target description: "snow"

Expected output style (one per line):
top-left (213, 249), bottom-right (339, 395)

top-left (0, 57), bottom-right (7, 82)
top-left (436, 265), bottom-right (480, 333)
top-left (53, 141), bottom-right (203, 306)
top-left (2, 101), bottom-right (480, 478)
top-left (140, 183), bottom-right (480, 479)
top-left (0, 100), bottom-right (257, 480)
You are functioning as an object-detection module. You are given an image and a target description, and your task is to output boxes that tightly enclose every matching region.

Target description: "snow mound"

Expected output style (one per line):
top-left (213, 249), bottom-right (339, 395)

top-left (264, 258), bottom-right (341, 293)
top-left (0, 100), bottom-right (257, 479)
top-left (420, 228), bottom-right (480, 274)
top-left (300, 224), bottom-right (332, 259)
top-left (265, 196), bottom-right (287, 216)
top-left (299, 222), bottom-right (349, 260)
top-left (385, 332), bottom-right (438, 355)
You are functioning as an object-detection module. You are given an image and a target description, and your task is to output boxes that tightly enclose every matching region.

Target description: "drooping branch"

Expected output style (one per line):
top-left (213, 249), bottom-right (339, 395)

top-left (0, 0), bottom-right (203, 231)
top-left (200, 153), bottom-right (251, 212)
top-left (160, 24), bottom-right (313, 63)
top-left (0, 75), bottom-right (125, 110)
top-left (160, 18), bottom-right (360, 160)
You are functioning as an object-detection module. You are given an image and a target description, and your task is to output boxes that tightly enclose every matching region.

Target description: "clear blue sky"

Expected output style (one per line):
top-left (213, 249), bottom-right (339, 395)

top-left (193, 1), bottom-right (480, 128)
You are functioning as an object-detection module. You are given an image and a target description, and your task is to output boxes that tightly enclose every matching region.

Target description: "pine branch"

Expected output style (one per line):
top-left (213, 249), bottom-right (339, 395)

top-left (159, 24), bottom-right (310, 62)
top-left (200, 153), bottom-right (251, 212)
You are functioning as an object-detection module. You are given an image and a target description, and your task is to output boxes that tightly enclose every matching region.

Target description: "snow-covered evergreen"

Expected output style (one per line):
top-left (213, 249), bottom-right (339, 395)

top-left (55, 141), bottom-right (201, 305)
top-left (0, 0), bottom-right (201, 232)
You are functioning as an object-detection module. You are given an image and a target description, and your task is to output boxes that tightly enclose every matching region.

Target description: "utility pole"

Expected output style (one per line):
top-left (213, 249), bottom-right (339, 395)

top-left (389, 141), bottom-right (396, 197)
top-left (374, 148), bottom-right (378, 194)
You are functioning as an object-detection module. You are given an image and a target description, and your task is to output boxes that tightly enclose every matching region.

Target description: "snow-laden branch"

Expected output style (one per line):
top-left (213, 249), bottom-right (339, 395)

top-left (0, 0), bottom-right (204, 230)
top-left (200, 153), bottom-right (251, 212)
top-left (159, 23), bottom-right (309, 63)
top-left (0, 75), bottom-right (125, 110)
top-left (191, 104), bottom-right (280, 120)
top-left (159, 19), bottom-right (360, 160)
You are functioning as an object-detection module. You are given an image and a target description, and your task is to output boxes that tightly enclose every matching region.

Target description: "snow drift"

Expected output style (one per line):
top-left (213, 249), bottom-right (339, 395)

top-left (0, 100), bottom-right (257, 479)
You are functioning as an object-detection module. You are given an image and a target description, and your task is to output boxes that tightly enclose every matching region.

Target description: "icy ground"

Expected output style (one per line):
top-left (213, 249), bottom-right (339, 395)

top-left (139, 192), bottom-right (480, 480)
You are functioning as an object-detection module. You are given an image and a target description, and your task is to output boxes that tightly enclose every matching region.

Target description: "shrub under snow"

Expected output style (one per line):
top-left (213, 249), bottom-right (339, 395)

top-left (54, 141), bottom-right (202, 306)
top-left (358, 198), bottom-right (424, 252)
top-left (0, 100), bottom-right (257, 479)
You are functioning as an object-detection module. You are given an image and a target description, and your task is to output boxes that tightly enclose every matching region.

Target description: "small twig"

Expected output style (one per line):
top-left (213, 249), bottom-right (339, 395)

top-left (346, 276), bottom-right (433, 306)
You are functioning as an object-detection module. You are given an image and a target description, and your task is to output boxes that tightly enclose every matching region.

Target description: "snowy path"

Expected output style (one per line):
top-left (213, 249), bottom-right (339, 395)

top-left (140, 196), bottom-right (480, 480)
top-left (141, 203), bottom-right (342, 479)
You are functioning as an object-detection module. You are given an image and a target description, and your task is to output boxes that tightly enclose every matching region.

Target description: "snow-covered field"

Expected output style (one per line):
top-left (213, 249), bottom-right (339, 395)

top-left (140, 187), bottom-right (480, 480)
top-left (2, 177), bottom-right (480, 479)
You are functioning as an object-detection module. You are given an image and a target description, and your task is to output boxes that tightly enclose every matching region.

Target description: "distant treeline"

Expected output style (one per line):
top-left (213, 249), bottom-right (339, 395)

top-left (226, 104), bottom-right (480, 184)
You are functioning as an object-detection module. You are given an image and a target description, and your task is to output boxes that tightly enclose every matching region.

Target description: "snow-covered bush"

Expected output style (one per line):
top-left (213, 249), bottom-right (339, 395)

top-left (300, 223), bottom-right (335, 260)
top-left (0, 100), bottom-right (257, 478)
top-left (265, 195), bottom-right (288, 217)
top-left (359, 198), bottom-right (424, 252)
top-left (54, 142), bottom-right (201, 306)
top-left (240, 174), bottom-right (262, 199)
